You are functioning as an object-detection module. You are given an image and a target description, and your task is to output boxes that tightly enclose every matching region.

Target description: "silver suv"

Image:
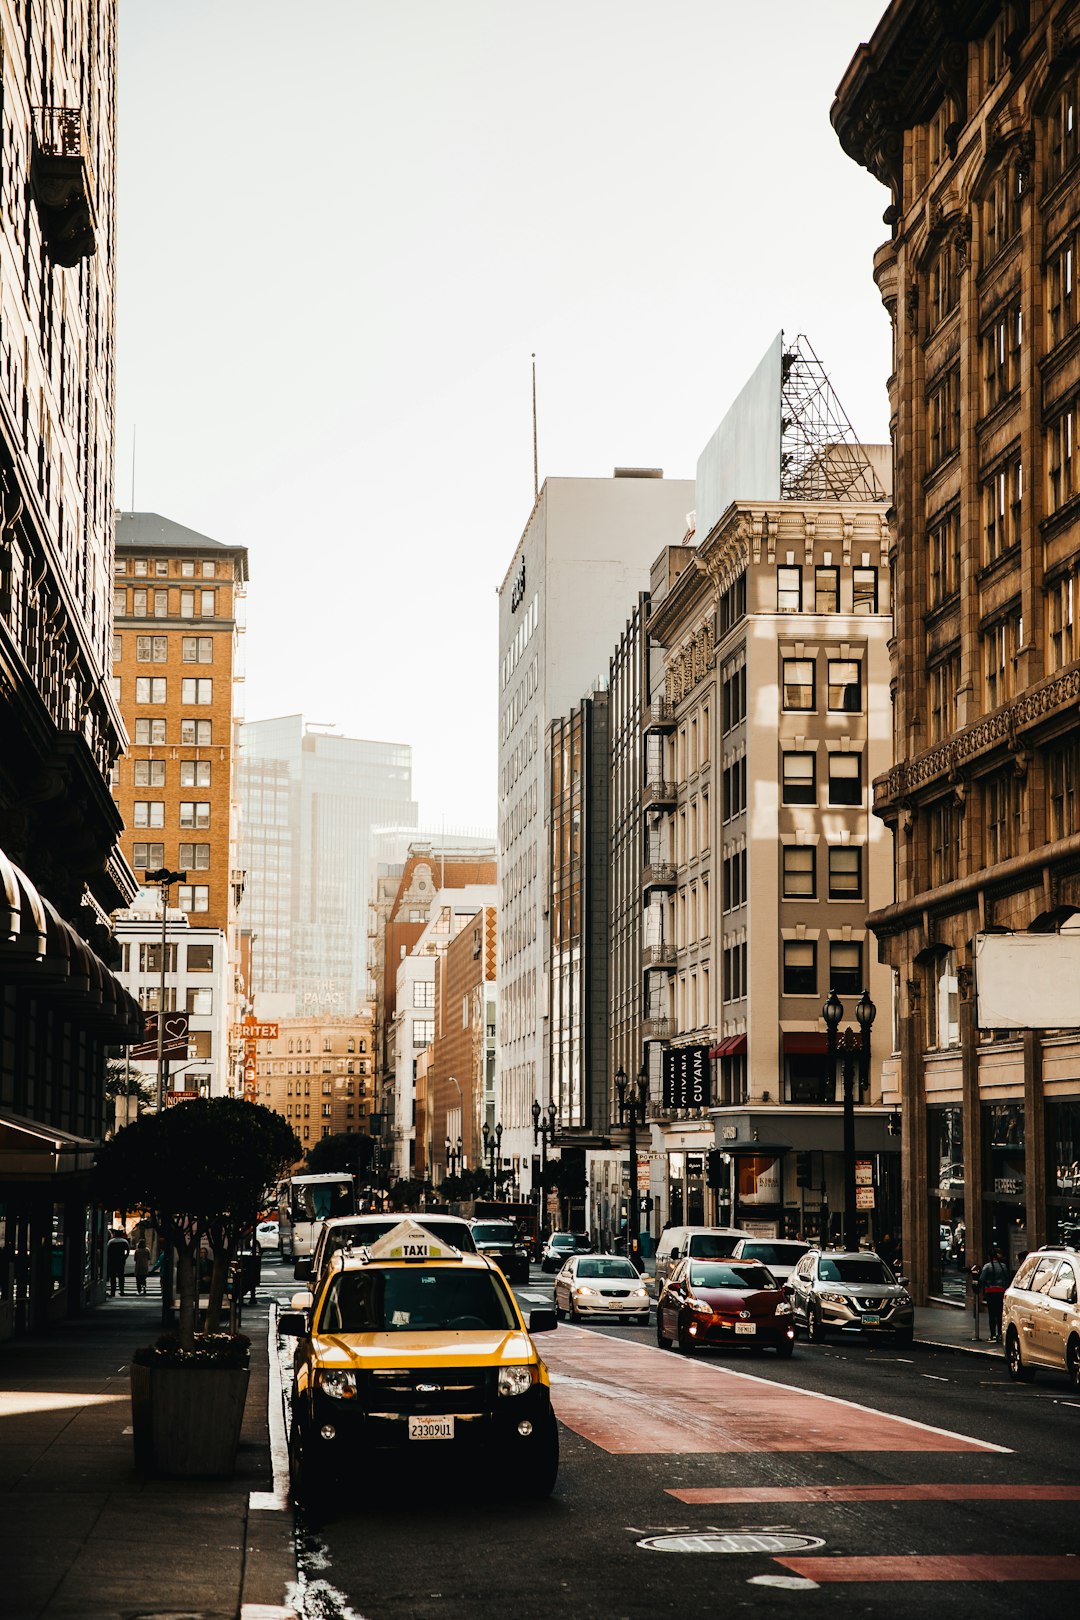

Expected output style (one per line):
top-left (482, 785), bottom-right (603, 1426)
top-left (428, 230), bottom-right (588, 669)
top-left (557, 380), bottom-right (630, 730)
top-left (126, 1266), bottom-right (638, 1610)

top-left (1002, 1246), bottom-right (1080, 1388)
top-left (788, 1249), bottom-right (914, 1344)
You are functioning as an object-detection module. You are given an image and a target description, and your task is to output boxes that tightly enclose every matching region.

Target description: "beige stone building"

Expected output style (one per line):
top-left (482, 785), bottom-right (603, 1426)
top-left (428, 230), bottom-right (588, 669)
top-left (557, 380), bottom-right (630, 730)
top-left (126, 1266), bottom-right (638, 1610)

top-left (254, 1013), bottom-right (375, 1154)
top-left (834, 0), bottom-right (1080, 1298)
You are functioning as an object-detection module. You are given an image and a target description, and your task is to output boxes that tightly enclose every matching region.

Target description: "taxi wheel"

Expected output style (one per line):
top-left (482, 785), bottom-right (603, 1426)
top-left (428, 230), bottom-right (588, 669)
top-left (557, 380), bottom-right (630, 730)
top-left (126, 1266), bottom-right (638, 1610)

top-left (1005, 1326), bottom-right (1035, 1382)
top-left (288, 1416), bottom-right (328, 1516)
top-left (517, 1410), bottom-right (559, 1499)
top-left (1067, 1338), bottom-right (1080, 1393)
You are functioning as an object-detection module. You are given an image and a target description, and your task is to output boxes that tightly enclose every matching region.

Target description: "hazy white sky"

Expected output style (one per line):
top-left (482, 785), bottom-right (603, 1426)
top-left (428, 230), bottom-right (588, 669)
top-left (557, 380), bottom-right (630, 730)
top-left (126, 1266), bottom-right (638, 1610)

top-left (116, 0), bottom-right (891, 830)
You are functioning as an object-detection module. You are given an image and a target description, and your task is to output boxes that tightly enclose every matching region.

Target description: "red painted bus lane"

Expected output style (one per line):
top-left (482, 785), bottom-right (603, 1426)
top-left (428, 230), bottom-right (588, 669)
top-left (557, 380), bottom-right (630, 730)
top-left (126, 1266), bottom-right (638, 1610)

top-left (774, 1555), bottom-right (1080, 1582)
top-left (671, 1484), bottom-right (1080, 1504)
top-left (542, 1329), bottom-right (1006, 1455)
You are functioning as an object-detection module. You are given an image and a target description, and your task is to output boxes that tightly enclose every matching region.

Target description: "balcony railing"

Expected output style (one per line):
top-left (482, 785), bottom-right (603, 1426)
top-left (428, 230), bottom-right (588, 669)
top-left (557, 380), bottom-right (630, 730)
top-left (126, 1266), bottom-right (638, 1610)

top-left (642, 778), bottom-right (678, 813)
top-left (643, 697), bottom-right (676, 733)
top-left (642, 861), bottom-right (677, 891)
top-left (642, 942), bottom-right (676, 972)
top-left (641, 1015), bottom-right (675, 1041)
top-left (31, 106), bottom-right (97, 266)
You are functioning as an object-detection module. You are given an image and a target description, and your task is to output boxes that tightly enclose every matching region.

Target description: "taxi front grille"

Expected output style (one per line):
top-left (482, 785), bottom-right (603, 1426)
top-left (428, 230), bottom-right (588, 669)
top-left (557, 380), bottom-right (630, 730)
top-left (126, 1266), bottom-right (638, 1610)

top-left (361, 1367), bottom-right (496, 1415)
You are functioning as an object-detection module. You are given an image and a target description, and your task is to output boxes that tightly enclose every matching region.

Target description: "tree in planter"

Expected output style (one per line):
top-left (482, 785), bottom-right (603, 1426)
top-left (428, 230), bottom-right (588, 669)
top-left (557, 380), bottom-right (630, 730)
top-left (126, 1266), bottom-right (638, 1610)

top-left (94, 1099), bottom-right (299, 1350)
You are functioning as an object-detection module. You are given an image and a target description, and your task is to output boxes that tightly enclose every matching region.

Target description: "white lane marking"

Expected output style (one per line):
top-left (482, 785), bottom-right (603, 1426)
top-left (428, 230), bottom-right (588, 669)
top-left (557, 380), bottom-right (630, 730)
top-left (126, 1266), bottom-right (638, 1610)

top-left (249, 1303), bottom-right (291, 1512)
top-left (552, 1332), bottom-right (1013, 1453)
top-left (921, 1374), bottom-right (950, 1382)
top-left (519, 1290), bottom-right (553, 1303)
top-left (749, 1575), bottom-right (820, 1590)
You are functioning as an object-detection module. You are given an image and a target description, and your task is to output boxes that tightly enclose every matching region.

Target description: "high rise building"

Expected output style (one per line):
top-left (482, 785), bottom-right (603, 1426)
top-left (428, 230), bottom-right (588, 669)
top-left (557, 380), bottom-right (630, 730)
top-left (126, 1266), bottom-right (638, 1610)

top-left (0, 3), bottom-right (142, 1336)
top-left (497, 470), bottom-right (695, 1194)
top-left (834, 0), bottom-right (1080, 1298)
top-left (239, 717), bottom-right (417, 1017)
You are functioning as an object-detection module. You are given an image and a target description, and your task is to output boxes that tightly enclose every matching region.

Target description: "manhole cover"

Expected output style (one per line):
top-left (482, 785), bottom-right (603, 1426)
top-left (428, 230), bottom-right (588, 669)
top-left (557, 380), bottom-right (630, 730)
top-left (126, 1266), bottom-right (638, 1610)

top-left (638, 1532), bottom-right (825, 1555)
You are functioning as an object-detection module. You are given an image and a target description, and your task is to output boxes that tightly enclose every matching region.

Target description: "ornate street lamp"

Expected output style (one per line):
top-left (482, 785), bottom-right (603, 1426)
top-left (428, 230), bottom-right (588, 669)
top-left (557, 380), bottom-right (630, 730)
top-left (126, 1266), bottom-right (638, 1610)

top-left (822, 987), bottom-right (875, 1250)
top-left (531, 1098), bottom-right (558, 1250)
top-left (616, 1064), bottom-right (649, 1266)
top-left (482, 1120), bottom-right (504, 1197)
top-left (143, 866), bottom-right (186, 1114)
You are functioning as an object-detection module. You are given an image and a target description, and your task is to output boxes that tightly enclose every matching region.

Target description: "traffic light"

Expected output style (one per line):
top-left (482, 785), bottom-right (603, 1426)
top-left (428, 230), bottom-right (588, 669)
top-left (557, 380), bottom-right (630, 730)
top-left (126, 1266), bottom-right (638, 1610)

top-left (706, 1149), bottom-right (725, 1189)
top-left (796, 1151), bottom-right (812, 1188)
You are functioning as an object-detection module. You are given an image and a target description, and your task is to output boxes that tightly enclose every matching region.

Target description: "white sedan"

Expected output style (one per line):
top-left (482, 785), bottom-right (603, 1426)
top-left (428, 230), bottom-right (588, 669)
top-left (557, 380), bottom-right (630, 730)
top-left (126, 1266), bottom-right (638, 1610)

top-left (553, 1255), bottom-right (650, 1324)
top-left (256, 1220), bottom-right (280, 1252)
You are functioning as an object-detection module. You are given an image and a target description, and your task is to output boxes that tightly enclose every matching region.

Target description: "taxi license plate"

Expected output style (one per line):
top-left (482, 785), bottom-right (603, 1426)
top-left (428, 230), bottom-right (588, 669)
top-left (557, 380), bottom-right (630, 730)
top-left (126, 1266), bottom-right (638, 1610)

top-left (861, 1313), bottom-right (880, 1326)
top-left (735, 1322), bottom-right (756, 1335)
top-left (408, 1416), bottom-right (455, 1440)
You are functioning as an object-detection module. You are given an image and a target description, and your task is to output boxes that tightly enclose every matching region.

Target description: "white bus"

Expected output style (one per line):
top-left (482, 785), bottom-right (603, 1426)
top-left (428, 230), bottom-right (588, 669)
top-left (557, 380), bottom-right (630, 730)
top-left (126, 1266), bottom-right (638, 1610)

top-left (276, 1172), bottom-right (356, 1260)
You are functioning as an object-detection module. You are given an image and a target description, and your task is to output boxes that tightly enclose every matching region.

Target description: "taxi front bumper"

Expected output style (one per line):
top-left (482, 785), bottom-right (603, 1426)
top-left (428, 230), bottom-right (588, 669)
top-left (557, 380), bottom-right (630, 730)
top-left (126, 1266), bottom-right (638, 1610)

top-left (305, 1373), bottom-right (551, 1458)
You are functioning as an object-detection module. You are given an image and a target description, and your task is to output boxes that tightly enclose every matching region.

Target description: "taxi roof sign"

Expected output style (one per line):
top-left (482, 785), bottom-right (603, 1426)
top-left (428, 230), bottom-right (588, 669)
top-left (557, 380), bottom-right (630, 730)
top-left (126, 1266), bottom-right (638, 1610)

top-left (364, 1217), bottom-right (462, 1263)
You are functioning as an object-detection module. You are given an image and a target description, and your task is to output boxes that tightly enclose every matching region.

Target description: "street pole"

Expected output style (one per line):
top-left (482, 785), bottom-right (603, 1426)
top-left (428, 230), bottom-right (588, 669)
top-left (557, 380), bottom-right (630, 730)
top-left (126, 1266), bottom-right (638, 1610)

top-left (822, 988), bottom-right (876, 1252)
top-left (144, 867), bottom-right (185, 1113)
top-left (616, 1066), bottom-right (649, 1266)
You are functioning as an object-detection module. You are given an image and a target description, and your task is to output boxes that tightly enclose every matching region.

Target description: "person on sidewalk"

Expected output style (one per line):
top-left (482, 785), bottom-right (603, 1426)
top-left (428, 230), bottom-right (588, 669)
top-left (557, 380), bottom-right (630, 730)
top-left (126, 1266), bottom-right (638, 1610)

top-left (133, 1237), bottom-right (151, 1295)
top-left (978, 1245), bottom-right (1012, 1342)
top-left (106, 1228), bottom-right (130, 1296)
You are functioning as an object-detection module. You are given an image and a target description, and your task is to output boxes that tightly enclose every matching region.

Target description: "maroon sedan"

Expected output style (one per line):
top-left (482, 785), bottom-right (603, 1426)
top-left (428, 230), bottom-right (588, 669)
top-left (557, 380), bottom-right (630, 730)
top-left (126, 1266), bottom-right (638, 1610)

top-left (655, 1257), bottom-right (795, 1357)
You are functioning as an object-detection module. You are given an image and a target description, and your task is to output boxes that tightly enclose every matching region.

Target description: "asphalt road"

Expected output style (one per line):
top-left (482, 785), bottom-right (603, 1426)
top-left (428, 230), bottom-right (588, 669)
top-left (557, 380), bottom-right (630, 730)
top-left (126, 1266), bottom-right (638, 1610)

top-left (263, 1257), bottom-right (1080, 1620)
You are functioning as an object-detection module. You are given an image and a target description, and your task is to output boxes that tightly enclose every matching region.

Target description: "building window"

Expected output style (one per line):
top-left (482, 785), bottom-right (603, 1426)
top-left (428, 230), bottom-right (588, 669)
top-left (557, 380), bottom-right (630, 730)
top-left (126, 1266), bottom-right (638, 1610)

top-left (187, 943), bottom-right (214, 971)
top-left (136, 634), bottom-right (168, 662)
top-left (777, 566), bottom-right (802, 613)
top-left (133, 800), bottom-right (164, 828)
top-left (828, 845), bottom-right (862, 899)
top-left (1047, 232), bottom-right (1077, 347)
top-left (178, 842), bottom-right (211, 869)
top-left (133, 841), bottom-right (164, 870)
top-left (783, 940), bottom-right (817, 996)
top-left (133, 759), bottom-right (165, 787)
top-left (781, 657), bottom-right (815, 711)
top-left (929, 650), bottom-right (961, 743)
top-left (827, 659), bottom-right (860, 712)
top-left (182, 635), bottom-right (214, 663)
top-left (181, 560), bottom-right (195, 578)
top-left (139, 943), bottom-right (177, 973)
top-left (781, 752), bottom-right (815, 805)
top-left (984, 770), bottom-right (1024, 866)
top-left (180, 590), bottom-right (195, 617)
top-left (933, 949), bottom-right (960, 1049)
top-left (1049, 76), bottom-right (1079, 186)
top-left (827, 754), bottom-right (862, 806)
top-left (928, 508), bottom-right (961, 607)
top-left (181, 677), bottom-right (213, 704)
top-left (852, 567), bottom-right (878, 615)
top-left (1048, 741), bottom-right (1080, 840)
top-left (722, 756), bottom-right (747, 819)
top-left (132, 588), bottom-right (147, 616)
top-left (723, 941), bottom-right (747, 1002)
top-left (1047, 404), bottom-right (1078, 513)
top-left (983, 162), bottom-right (1023, 264)
top-left (179, 801), bottom-right (211, 829)
top-left (929, 240), bottom-right (958, 330)
top-left (983, 611), bottom-right (1022, 710)
top-left (981, 302), bottom-right (1022, 415)
top-left (413, 1018), bottom-right (434, 1048)
top-left (200, 590), bottom-right (216, 616)
top-left (202, 560), bottom-right (216, 578)
top-left (413, 980), bottom-right (435, 1008)
top-left (135, 718), bottom-right (166, 744)
top-left (829, 940), bottom-right (862, 995)
top-left (981, 453), bottom-right (1022, 564)
top-left (930, 800), bottom-right (957, 886)
top-left (723, 847), bottom-right (747, 910)
top-left (153, 589), bottom-right (169, 618)
top-left (179, 759), bottom-right (211, 787)
top-left (782, 845), bottom-right (815, 898)
top-left (928, 365), bottom-right (960, 466)
top-left (186, 987), bottom-right (213, 1015)
top-left (722, 662), bottom-right (746, 731)
top-left (1047, 571), bottom-right (1078, 672)
top-left (178, 884), bottom-right (210, 913)
top-left (181, 718), bottom-right (212, 745)
top-left (135, 676), bottom-right (166, 704)
top-left (815, 566), bottom-right (839, 614)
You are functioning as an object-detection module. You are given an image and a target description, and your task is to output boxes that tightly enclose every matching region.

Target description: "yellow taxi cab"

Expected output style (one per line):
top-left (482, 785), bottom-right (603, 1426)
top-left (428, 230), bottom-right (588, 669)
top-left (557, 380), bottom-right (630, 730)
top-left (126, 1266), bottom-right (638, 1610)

top-left (278, 1217), bottom-right (559, 1509)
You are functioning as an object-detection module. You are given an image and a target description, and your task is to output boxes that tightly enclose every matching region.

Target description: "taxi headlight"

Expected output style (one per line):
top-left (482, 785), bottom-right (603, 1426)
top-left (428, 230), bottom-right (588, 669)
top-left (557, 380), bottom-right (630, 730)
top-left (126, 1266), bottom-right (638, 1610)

top-left (774, 1299), bottom-right (793, 1316)
top-left (498, 1364), bottom-right (538, 1397)
top-left (316, 1369), bottom-right (357, 1401)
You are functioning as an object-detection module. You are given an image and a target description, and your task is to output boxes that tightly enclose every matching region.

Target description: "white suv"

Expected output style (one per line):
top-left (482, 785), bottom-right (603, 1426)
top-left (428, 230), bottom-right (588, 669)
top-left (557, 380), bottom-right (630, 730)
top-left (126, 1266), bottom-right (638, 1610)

top-left (1002, 1246), bottom-right (1080, 1388)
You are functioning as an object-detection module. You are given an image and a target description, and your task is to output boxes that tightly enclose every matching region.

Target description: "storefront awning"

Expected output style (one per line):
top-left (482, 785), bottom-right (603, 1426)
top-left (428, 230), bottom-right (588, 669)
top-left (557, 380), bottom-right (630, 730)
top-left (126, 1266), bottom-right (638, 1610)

top-left (782, 1032), bottom-right (829, 1055)
top-left (708, 1034), bottom-right (747, 1058)
top-left (0, 1109), bottom-right (98, 1176)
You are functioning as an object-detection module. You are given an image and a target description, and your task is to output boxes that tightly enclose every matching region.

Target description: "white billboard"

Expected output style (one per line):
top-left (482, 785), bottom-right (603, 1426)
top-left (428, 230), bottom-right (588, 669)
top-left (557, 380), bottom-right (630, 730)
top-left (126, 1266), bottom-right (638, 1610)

top-left (694, 334), bottom-right (782, 544)
top-left (974, 932), bottom-right (1080, 1030)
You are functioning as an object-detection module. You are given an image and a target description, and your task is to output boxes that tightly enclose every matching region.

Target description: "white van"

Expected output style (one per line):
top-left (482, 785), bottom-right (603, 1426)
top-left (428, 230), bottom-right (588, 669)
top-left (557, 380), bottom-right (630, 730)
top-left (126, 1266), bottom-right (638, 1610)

top-left (651, 1225), bottom-right (752, 1294)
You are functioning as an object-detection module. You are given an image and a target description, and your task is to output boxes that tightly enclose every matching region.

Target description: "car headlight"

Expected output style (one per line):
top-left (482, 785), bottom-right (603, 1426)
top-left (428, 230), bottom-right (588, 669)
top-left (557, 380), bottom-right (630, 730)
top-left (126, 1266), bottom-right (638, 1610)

top-left (573, 1284), bottom-right (597, 1297)
top-left (774, 1300), bottom-right (793, 1315)
top-left (498, 1364), bottom-right (538, 1397)
top-left (687, 1297), bottom-right (712, 1314)
top-left (316, 1369), bottom-right (357, 1400)
top-left (819, 1291), bottom-right (848, 1305)
top-left (631, 1287), bottom-right (648, 1299)
top-left (896, 1291), bottom-right (912, 1305)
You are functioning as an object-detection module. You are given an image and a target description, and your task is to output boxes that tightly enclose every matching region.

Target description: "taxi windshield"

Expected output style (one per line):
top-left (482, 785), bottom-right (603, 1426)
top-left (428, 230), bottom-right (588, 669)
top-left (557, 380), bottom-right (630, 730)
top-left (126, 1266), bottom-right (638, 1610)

top-left (575, 1259), bottom-right (639, 1280)
top-left (318, 1267), bottom-right (519, 1333)
top-left (689, 1262), bottom-right (775, 1290)
top-left (324, 1220), bottom-right (476, 1258)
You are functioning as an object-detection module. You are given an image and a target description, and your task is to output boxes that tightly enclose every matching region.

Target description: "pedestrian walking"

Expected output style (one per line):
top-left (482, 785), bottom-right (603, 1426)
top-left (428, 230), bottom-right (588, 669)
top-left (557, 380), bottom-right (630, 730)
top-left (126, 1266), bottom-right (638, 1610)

top-left (978, 1245), bottom-right (1012, 1342)
top-left (105, 1227), bottom-right (130, 1296)
top-left (133, 1237), bottom-right (151, 1295)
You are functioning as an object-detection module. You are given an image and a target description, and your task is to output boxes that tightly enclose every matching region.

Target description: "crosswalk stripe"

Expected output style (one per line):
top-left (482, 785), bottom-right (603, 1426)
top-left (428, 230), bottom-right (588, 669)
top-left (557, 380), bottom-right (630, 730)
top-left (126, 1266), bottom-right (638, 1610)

top-left (775, 1555), bottom-right (1080, 1582)
top-left (671, 1484), bottom-right (1080, 1504)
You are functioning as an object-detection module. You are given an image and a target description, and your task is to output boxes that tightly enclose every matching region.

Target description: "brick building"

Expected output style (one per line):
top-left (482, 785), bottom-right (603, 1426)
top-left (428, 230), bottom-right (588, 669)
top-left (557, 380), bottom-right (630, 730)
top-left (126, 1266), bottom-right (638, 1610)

top-left (423, 906), bottom-right (498, 1186)
top-left (254, 1013), bottom-right (376, 1154)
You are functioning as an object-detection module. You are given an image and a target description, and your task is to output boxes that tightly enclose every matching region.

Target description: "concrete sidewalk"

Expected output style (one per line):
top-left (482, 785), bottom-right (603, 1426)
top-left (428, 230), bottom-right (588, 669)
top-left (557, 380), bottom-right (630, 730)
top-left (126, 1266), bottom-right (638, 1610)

top-left (914, 1300), bottom-right (1005, 1359)
top-left (0, 1292), bottom-right (298, 1620)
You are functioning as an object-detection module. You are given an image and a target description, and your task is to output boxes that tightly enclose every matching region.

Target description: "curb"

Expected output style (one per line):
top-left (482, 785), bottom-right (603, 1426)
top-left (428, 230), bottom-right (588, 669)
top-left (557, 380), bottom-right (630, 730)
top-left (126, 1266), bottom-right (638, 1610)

top-left (241, 1306), bottom-right (300, 1620)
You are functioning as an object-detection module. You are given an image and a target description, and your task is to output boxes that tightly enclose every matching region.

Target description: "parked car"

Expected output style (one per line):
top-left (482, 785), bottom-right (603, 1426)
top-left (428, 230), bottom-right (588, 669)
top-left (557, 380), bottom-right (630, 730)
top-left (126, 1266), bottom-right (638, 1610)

top-left (651, 1226), bottom-right (752, 1295)
top-left (280, 1218), bottom-right (559, 1513)
top-left (553, 1255), bottom-right (650, 1323)
top-left (541, 1231), bottom-right (593, 1273)
top-left (788, 1249), bottom-right (914, 1344)
top-left (470, 1220), bottom-right (531, 1284)
top-left (256, 1220), bottom-right (280, 1252)
top-left (730, 1238), bottom-right (812, 1285)
top-left (1003, 1246), bottom-right (1080, 1388)
top-left (293, 1212), bottom-right (477, 1285)
top-left (655, 1257), bottom-right (794, 1356)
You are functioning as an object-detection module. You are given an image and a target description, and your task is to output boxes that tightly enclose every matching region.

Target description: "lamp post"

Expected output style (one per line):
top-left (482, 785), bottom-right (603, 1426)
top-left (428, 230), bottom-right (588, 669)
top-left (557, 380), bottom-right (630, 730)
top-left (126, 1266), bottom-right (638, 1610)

top-left (615, 1064), bottom-right (649, 1266)
top-left (822, 987), bottom-right (875, 1250)
top-left (143, 867), bottom-right (186, 1114)
top-left (368, 1112), bottom-right (383, 1208)
top-left (531, 1098), bottom-right (557, 1248)
top-left (445, 1134), bottom-right (463, 1178)
top-left (482, 1120), bottom-right (503, 1198)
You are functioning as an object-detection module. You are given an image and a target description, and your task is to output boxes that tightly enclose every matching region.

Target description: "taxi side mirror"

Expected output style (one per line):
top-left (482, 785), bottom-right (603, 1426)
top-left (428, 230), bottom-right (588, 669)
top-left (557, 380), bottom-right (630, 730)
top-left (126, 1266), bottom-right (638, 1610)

top-left (529, 1308), bottom-right (558, 1333)
top-left (293, 1258), bottom-right (312, 1281)
top-left (278, 1310), bottom-right (308, 1337)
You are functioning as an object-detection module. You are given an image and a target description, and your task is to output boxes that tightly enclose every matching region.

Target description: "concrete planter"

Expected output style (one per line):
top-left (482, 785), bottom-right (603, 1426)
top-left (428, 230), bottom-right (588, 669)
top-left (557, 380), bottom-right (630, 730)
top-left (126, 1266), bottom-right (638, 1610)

top-left (130, 1360), bottom-right (250, 1476)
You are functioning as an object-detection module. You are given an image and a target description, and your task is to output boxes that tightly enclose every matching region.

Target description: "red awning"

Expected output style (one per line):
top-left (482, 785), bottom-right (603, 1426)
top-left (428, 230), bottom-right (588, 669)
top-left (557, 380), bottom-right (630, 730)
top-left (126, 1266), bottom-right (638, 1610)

top-left (708, 1033), bottom-right (747, 1058)
top-left (783, 1032), bottom-right (828, 1055)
